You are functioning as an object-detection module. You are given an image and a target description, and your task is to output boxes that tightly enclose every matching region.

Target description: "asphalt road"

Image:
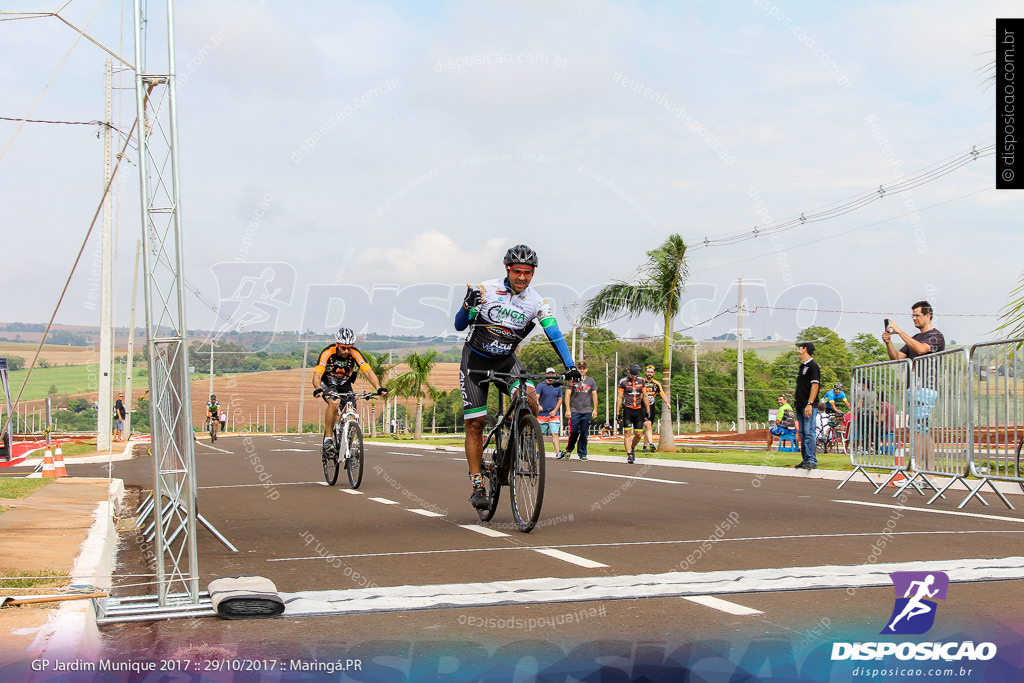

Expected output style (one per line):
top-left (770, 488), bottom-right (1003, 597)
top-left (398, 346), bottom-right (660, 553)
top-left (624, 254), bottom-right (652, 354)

top-left (63, 434), bottom-right (1024, 680)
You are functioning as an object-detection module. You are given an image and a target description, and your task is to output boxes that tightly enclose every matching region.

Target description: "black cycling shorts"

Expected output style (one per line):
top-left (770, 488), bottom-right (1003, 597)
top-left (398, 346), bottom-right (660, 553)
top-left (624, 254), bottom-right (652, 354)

top-left (459, 345), bottom-right (529, 420)
top-left (622, 406), bottom-right (646, 431)
top-left (321, 377), bottom-right (355, 407)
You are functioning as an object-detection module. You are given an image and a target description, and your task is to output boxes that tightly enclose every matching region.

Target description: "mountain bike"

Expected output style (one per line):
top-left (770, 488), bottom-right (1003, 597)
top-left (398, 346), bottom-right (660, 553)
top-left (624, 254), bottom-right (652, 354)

top-left (207, 415), bottom-right (218, 442)
top-left (472, 370), bottom-right (546, 533)
top-left (322, 391), bottom-right (376, 489)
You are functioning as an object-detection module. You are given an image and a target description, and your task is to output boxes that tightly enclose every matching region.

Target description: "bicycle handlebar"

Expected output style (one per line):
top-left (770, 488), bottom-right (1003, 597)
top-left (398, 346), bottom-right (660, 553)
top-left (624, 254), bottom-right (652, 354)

top-left (324, 390), bottom-right (379, 401)
top-left (469, 369), bottom-right (558, 382)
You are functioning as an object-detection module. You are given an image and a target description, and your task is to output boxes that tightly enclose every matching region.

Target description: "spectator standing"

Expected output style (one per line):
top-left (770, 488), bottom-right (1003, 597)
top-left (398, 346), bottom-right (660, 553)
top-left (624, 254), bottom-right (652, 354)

top-left (561, 361), bottom-right (598, 462)
top-left (536, 368), bottom-right (565, 458)
top-left (793, 342), bottom-right (821, 470)
top-left (882, 300), bottom-right (945, 468)
top-left (113, 392), bottom-right (127, 442)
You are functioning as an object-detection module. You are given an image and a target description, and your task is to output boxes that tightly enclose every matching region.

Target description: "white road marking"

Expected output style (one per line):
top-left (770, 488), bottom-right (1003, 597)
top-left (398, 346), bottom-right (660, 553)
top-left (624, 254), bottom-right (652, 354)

top-left (573, 470), bottom-right (687, 485)
top-left (340, 489), bottom-right (363, 495)
top-left (533, 548), bottom-right (608, 569)
top-left (684, 595), bottom-right (763, 616)
top-left (409, 508), bottom-right (445, 517)
top-left (388, 451), bottom-right (424, 457)
top-left (270, 448), bottom-right (317, 452)
top-left (458, 525), bottom-right (510, 538)
top-left (195, 441), bottom-right (232, 454)
top-left (369, 497), bottom-right (400, 505)
top-left (833, 499), bottom-right (1024, 524)
top-left (279, 556), bottom-right (1024, 617)
top-left (199, 481), bottom-right (319, 489)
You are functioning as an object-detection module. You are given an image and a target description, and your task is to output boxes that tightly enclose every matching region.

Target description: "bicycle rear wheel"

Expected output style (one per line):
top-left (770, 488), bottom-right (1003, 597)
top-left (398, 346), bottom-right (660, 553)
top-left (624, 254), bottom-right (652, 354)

top-left (346, 422), bottom-right (364, 489)
top-left (509, 414), bottom-right (545, 532)
top-left (477, 416), bottom-right (504, 522)
top-left (322, 427), bottom-right (340, 486)
top-left (209, 420), bottom-right (217, 442)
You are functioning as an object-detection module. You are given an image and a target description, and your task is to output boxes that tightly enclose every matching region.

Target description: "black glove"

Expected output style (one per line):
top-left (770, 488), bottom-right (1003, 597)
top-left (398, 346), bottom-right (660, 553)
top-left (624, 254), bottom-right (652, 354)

top-left (377, 386), bottom-right (388, 396)
top-left (313, 387), bottom-right (323, 398)
top-left (562, 367), bottom-right (582, 382)
top-left (463, 286), bottom-right (482, 310)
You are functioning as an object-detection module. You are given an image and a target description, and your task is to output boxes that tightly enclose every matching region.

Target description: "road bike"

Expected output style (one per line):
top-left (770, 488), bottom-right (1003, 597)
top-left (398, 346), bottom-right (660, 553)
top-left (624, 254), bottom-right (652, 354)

top-left (207, 416), bottom-right (218, 442)
top-left (322, 391), bottom-right (376, 489)
top-left (472, 370), bottom-right (546, 533)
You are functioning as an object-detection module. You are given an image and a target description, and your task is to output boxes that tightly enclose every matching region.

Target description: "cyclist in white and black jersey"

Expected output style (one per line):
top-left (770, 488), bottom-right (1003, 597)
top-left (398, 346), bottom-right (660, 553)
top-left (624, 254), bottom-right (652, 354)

top-left (455, 244), bottom-right (580, 509)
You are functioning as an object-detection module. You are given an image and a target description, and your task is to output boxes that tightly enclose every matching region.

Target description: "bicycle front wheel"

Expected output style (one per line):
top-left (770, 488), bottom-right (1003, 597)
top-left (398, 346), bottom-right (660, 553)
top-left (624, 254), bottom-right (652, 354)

top-left (509, 414), bottom-right (545, 533)
top-left (209, 421), bottom-right (217, 442)
top-left (322, 432), bottom-right (340, 486)
top-left (477, 416), bottom-right (505, 522)
top-left (346, 422), bottom-right (364, 489)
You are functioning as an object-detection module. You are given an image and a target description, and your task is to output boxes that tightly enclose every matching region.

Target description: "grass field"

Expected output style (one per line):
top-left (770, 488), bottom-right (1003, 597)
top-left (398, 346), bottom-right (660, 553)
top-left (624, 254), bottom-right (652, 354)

top-left (0, 478), bottom-right (52, 501)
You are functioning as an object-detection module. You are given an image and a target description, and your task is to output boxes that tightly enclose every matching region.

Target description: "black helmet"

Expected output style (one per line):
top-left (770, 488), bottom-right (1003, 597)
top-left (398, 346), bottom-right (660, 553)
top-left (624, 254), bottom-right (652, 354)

top-left (503, 244), bottom-right (538, 268)
top-left (628, 363), bottom-right (641, 376)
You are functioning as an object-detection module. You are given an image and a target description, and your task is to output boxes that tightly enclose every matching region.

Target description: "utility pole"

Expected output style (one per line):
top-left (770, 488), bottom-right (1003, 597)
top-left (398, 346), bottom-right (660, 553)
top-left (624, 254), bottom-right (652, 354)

top-left (692, 341), bottom-right (701, 432)
top-left (124, 240), bottom-right (140, 438)
top-left (97, 59), bottom-right (115, 451)
top-left (736, 278), bottom-right (746, 434)
top-left (570, 301), bottom-right (578, 361)
top-left (297, 330), bottom-right (310, 434)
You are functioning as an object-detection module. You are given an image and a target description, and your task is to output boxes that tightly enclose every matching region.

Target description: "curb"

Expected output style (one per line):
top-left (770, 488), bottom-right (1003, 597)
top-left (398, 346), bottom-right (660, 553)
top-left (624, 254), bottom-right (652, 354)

top-left (28, 479), bottom-right (125, 661)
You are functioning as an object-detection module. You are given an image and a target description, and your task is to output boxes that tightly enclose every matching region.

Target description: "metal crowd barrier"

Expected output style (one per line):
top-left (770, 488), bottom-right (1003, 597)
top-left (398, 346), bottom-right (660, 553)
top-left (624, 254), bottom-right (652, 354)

top-left (965, 339), bottom-right (1024, 509)
top-left (840, 358), bottom-right (911, 493)
top-left (894, 348), bottom-right (977, 505)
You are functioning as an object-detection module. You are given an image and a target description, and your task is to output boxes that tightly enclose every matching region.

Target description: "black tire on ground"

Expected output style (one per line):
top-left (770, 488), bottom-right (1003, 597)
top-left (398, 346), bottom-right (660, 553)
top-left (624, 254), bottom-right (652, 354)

top-left (346, 422), bottom-right (364, 489)
top-left (477, 416), bottom-right (503, 522)
top-left (322, 434), bottom-right (339, 486)
top-left (509, 413), bottom-right (545, 533)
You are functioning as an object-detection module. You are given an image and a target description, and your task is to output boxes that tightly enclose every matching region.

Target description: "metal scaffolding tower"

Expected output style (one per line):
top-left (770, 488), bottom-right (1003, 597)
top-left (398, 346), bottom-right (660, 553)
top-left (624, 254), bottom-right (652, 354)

top-left (130, 0), bottom-right (200, 606)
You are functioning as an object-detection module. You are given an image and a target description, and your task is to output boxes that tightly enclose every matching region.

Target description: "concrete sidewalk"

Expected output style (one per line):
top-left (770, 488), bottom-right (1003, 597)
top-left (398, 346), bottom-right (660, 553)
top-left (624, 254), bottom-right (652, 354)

top-left (0, 477), bottom-right (124, 667)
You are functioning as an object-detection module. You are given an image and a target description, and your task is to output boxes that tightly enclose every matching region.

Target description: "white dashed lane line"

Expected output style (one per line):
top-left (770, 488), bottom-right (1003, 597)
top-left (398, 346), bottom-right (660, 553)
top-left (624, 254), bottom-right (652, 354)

top-left (684, 595), bottom-right (763, 616)
top-left (533, 548), bottom-right (608, 569)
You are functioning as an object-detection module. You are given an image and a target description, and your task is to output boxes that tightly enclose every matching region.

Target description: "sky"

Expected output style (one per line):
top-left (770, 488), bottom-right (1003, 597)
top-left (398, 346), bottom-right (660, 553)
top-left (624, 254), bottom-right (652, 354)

top-left (1, 0), bottom-right (1020, 348)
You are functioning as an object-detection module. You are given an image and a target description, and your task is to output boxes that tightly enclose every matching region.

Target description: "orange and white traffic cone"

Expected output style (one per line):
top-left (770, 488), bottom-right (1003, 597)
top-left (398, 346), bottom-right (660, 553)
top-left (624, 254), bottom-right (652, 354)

top-left (53, 445), bottom-right (67, 478)
top-left (41, 449), bottom-right (56, 478)
top-left (888, 449), bottom-right (906, 487)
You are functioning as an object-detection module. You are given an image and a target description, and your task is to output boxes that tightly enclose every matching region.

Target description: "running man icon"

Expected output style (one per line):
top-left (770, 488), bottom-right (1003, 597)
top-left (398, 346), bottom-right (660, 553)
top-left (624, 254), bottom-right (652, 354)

top-left (881, 571), bottom-right (949, 635)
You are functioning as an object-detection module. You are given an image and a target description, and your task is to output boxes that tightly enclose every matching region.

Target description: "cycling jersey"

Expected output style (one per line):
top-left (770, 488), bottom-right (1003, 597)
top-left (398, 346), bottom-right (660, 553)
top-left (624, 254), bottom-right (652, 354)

top-left (822, 389), bottom-right (848, 414)
top-left (643, 378), bottom-right (665, 409)
top-left (314, 345), bottom-right (370, 383)
top-left (618, 376), bottom-right (646, 410)
top-left (206, 400), bottom-right (220, 416)
top-left (454, 278), bottom-right (573, 367)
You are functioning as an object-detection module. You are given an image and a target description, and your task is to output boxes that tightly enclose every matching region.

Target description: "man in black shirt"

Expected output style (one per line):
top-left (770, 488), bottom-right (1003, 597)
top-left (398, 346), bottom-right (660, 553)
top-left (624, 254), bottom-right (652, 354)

top-left (793, 341), bottom-right (820, 470)
top-left (882, 300), bottom-right (945, 468)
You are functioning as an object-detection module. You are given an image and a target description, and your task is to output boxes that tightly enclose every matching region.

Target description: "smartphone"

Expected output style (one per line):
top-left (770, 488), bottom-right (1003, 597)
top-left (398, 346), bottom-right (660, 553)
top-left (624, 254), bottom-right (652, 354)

top-left (884, 318), bottom-right (891, 332)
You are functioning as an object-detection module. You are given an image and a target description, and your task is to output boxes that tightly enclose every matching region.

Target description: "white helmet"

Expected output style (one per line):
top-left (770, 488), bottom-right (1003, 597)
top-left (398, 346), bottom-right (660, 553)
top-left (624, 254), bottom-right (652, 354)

top-left (335, 327), bottom-right (356, 345)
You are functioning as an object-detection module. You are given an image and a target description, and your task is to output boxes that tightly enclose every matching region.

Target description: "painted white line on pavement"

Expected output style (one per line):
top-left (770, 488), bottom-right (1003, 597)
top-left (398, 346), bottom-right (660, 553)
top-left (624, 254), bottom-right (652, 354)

top-left (458, 525), bottom-right (510, 538)
top-left (684, 595), bottom-right (763, 616)
top-left (533, 548), bottom-right (608, 569)
top-left (409, 508), bottom-right (445, 517)
top-left (833, 499), bottom-right (1024, 524)
top-left (195, 441), bottom-right (232, 454)
top-left (278, 556), bottom-right (1024, 617)
top-left (388, 451), bottom-right (424, 457)
top-left (340, 489), bottom-right (364, 495)
top-left (266, 529), bottom-right (1024, 563)
top-left (369, 497), bottom-right (400, 505)
top-left (573, 470), bottom-right (686, 485)
top-left (199, 481), bottom-right (320, 489)
top-left (270, 448), bottom-right (317, 452)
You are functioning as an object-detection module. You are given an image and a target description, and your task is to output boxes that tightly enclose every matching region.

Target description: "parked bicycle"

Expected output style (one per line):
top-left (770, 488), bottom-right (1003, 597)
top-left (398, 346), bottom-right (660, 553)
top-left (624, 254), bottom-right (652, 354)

top-left (472, 369), bottom-right (546, 533)
top-left (815, 412), bottom-right (847, 454)
top-left (322, 391), bottom-right (377, 489)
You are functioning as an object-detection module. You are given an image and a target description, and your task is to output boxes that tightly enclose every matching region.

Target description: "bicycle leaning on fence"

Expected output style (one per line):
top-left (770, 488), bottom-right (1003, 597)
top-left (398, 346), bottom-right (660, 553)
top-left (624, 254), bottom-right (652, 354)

top-left (471, 369), bottom-right (547, 533)
top-left (322, 391), bottom-right (378, 489)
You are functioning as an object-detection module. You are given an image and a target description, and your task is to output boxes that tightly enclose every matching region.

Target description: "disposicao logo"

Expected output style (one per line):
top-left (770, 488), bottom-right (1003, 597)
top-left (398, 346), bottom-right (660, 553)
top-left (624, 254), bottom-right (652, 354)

top-left (881, 570), bottom-right (948, 635)
top-left (831, 570), bottom-right (997, 662)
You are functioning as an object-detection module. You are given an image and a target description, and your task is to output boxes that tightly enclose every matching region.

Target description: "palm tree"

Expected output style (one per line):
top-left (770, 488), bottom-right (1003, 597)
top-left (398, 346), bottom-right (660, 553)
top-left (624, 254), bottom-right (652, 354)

top-left (581, 233), bottom-right (688, 452)
top-left (361, 350), bottom-right (394, 437)
top-left (388, 350), bottom-right (440, 439)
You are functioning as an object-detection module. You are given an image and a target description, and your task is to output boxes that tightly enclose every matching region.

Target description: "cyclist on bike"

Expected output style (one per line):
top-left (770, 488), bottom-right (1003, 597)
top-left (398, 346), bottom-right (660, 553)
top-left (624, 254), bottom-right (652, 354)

top-left (312, 327), bottom-right (388, 453)
top-left (206, 394), bottom-right (220, 432)
top-left (456, 244), bottom-right (580, 509)
top-left (822, 382), bottom-right (851, 415)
